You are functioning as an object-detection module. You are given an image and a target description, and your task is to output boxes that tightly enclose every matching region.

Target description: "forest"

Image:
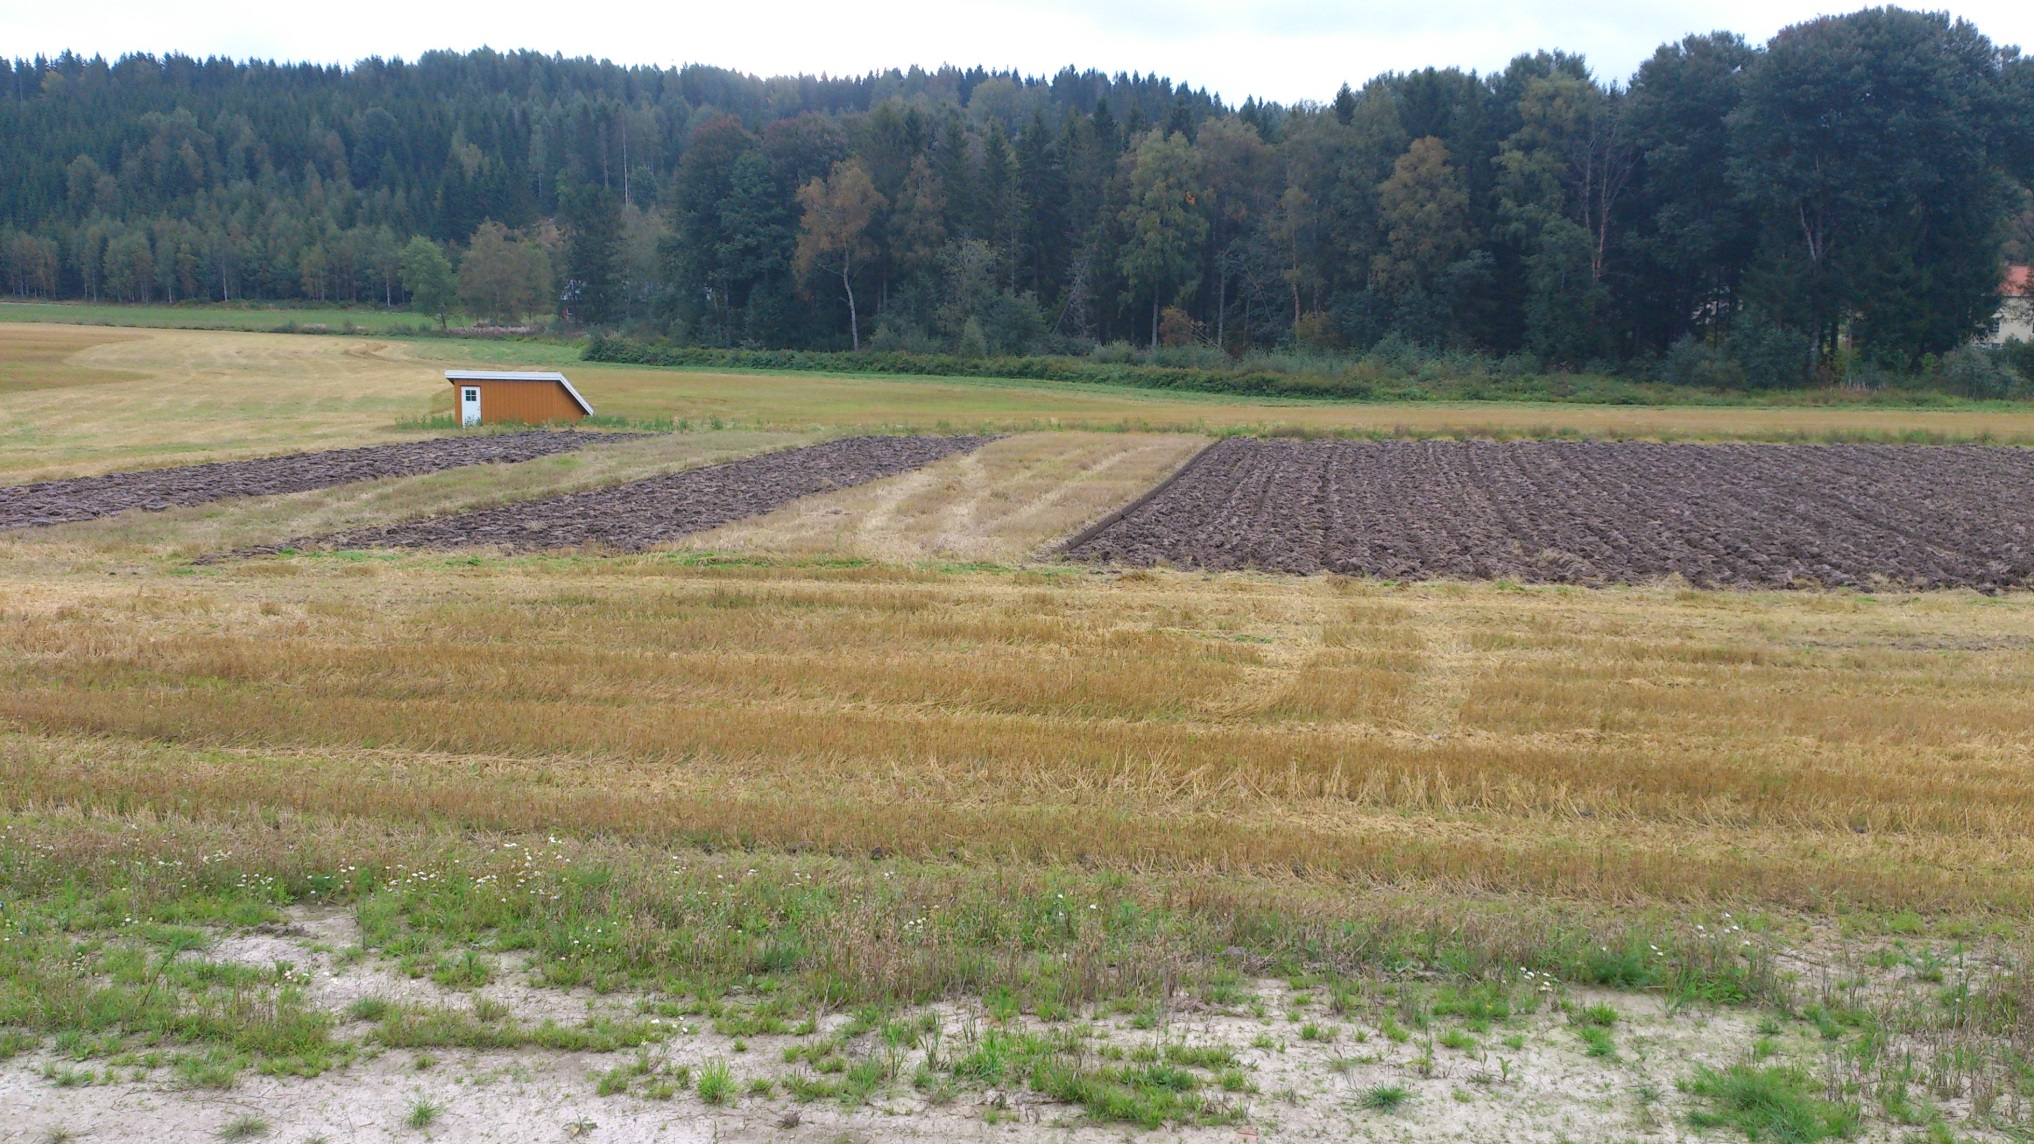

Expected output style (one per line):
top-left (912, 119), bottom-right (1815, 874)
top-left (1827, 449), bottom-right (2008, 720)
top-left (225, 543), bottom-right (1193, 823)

top-left (6, 6), bottom-right (2034, 390)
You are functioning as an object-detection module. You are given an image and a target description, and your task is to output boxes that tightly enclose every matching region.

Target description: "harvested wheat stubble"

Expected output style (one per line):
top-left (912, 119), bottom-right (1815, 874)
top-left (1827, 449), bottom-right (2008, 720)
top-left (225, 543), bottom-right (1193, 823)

top-left (274, 435), bottom-right (995, 554)
top-left (0, 431), bottom-right (627, 530)
top-left (1067, 436), bottom-right (2034, 590)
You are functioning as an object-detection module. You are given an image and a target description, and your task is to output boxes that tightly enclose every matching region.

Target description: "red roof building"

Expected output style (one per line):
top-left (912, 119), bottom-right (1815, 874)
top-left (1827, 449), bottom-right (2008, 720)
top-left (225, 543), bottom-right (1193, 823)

top-left (1988, 265), bottom-right (2033, 344)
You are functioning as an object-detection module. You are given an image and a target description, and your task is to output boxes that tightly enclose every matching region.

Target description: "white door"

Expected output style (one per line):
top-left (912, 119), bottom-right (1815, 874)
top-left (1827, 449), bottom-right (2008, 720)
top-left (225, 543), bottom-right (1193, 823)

top-left (460, 386), bottom-right (481, 427)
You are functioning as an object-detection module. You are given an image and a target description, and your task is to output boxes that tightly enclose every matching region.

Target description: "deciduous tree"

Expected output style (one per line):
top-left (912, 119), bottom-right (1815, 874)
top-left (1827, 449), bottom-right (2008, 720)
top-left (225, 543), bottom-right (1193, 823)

top-left (1732, 8), bottom-right (2026, 360)
top-left (794, 159), bottom-right (885, 349)
top-left (1118, 130), bottom-right (1208, 348)
top-left (399, 237), bottom-right (457, 328)
top-left (456, 221), bottom-right (552, 324)
top-left (1373, 137), bottom-right (1474, 299)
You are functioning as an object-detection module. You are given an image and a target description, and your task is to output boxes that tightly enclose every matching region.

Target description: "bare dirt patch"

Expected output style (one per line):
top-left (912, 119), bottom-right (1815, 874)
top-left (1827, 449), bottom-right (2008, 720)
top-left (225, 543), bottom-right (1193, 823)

top-left (1067, 437), bottom-right (2034, 590)
top-left (274, 435), bottom-right (995, 555)
top-left (4, 905), bottom-right (1771, 1144)
top-left (0, 430), bottom-right (626, 530)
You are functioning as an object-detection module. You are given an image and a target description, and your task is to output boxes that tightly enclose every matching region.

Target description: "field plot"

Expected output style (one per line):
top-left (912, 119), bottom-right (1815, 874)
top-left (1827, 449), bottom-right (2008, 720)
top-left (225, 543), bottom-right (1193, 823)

top-left (4, 557), bottom-right (2034, 1138)
top-left (9, 564), bottom-right (2033, 909)
top-left (0, 431), bottom-right (812, 566)
top-left (0, 429), bottom-right (626, 529)
top-left (1069, 436), bottom-right (2034, 590)
top-left (274, 434), bottom-right (992, 554)
top-left (689, 431), bottom-right (1207, 562)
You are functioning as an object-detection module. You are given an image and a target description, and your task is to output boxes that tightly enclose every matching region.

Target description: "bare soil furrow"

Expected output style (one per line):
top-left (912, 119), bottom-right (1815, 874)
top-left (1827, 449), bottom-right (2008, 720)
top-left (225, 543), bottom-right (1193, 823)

top-left (269, 435), bottom-right (994, 554)
top-left (1066, 438), bottom-right (2034, 590)
top-left (0, 430), bottom-right (625, 529)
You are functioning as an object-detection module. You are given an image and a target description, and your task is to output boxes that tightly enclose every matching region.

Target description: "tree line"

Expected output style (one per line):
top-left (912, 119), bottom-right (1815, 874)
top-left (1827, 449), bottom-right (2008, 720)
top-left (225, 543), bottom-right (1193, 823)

top-left (6, 7), bottom-right (2034, 386)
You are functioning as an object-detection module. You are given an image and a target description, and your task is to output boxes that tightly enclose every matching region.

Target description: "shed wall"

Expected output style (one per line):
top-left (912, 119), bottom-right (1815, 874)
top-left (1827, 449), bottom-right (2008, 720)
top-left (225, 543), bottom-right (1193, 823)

top-left (461, 380), bottom-right (586, 424)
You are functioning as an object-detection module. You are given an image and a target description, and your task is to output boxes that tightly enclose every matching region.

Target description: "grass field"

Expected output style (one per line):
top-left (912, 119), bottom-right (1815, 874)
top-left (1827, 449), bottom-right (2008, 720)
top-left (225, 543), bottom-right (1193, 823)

top-left (3, 321), bottom-right (2034, 1140)
top-left (0, 299), bottom-right (441, 333)
top-left (11, 323), bottom-right (2034, 482)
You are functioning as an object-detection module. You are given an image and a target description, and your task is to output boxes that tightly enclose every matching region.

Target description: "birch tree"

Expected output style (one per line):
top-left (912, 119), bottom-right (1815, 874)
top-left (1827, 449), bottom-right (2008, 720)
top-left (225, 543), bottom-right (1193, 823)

top-left (794, 159), bottom-right (885, 350)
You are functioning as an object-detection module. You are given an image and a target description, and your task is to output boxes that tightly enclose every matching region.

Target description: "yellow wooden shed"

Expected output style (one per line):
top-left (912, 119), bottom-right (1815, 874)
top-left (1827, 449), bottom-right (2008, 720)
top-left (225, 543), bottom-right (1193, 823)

top-left (445, 370), bottom-right (595, 426)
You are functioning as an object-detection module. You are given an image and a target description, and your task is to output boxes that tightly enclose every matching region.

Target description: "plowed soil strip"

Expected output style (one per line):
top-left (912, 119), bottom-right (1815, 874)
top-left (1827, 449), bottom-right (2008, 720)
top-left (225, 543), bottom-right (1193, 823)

top-left (1, 431), bottom-right (626, 530)
top-left (268, 435), bottom-right (995, 555)
top-left (1066, 438), bottom-right (2034, 590)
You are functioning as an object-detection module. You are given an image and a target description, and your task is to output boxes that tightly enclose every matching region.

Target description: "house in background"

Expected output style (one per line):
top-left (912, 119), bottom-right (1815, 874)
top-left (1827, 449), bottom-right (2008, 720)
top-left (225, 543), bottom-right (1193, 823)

top-left (1987, 265), bottom-right (2033, 344)
top-left (445, 371), bottom-right (594, 426)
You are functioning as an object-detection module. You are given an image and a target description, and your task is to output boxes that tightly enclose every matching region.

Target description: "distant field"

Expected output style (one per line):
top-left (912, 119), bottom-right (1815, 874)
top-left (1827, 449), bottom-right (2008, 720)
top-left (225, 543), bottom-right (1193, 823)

top-left (0, 300), bottom-right (436, 333)
top-left (6, 319), bottom-right (2034, 1139)
top-left (9, 322), bottom-right (2034, 485)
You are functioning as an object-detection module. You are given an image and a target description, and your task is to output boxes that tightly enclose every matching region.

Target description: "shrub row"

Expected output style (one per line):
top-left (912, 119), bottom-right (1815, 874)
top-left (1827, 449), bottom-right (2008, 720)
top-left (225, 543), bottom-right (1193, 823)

top-left (583, 335), bottom-right (1380, 401)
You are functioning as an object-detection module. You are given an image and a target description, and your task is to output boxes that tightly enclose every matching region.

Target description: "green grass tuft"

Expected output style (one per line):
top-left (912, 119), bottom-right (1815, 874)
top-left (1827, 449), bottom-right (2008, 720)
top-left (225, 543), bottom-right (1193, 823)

top-left (217, 1114), bottom-right (269, 1140)
top-left (1682, 1064), bottom-right (1859, 1143)
top-left (1361, 1084), bottom-right (1411, 1111)
top-left (1576, 1025), bottom-right (1617, 1059)
top-left (405, 1098), bottom-right (443, 1129)
top-left (1578, 1002), bottom-right (1619, 1026)
top-left (696, 1058), bottom-right (736, 1105)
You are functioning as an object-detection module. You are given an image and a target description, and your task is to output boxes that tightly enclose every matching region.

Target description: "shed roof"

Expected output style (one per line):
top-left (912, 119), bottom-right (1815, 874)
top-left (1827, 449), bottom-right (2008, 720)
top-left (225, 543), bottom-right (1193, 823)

top-left (444, 370), bottom-right (594, 416)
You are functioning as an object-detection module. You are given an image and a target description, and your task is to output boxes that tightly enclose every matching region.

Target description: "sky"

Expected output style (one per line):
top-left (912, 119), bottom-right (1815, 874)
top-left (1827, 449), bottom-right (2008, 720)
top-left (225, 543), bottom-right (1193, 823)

top-left (3, 0), bottom-right (2033, 105)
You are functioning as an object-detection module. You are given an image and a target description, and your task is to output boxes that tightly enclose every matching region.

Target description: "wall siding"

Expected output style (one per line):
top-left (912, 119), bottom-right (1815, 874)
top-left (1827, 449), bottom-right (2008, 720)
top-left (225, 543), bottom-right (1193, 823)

top-left (456, 381), bottom-right (586, 424)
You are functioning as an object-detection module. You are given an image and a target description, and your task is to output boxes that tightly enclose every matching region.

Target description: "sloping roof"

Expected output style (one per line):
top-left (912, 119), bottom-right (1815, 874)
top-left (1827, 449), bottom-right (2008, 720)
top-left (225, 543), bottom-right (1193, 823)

top-left (443, 370), bottom-right (594, 416)
top-left (2005, 265), bottom-right (2032, 298)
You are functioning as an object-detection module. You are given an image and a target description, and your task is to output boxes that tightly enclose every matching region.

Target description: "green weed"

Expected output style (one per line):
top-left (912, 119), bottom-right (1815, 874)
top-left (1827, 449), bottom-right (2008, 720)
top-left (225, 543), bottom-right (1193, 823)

top-left (217, 1114), bottom-right (269, 1140)
top-left (1361, 1084), bottom-right (1411, 1111)
top-left (696, 1058), bottom-right (736, 1105)
top-left (1576, 1026), bottom-right (1617, 1059)
top-left (405, 1098), bottom-right (442, 1129)
top-left (1682, 1064), bottom-right (1859, 1143)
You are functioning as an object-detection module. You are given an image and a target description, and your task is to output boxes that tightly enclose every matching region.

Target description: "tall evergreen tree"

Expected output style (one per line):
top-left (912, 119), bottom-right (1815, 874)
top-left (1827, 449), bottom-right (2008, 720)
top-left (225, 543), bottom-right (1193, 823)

top-left (560, 182), bottom-right (624, 326)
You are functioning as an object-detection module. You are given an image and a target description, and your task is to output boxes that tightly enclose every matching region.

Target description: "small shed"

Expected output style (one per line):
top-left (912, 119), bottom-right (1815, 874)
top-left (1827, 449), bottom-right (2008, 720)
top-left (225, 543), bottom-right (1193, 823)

top-left (445, 370), bottom-right (594, 426)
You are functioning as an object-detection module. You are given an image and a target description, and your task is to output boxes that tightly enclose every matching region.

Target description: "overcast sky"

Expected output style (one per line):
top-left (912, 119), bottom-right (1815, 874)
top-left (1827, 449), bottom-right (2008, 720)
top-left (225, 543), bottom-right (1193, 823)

top-left (4, 0), bottom-right (2032, 105)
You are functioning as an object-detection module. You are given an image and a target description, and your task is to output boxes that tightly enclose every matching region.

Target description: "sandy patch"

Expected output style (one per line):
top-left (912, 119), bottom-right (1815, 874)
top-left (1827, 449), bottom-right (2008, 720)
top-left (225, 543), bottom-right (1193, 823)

top-left (4, 906), bottom-right (1816, 1144)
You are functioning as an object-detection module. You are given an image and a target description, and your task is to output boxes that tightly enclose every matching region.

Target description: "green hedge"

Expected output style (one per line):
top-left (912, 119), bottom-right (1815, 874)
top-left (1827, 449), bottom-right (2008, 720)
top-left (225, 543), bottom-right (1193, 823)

top-left (581, 335), bottom-right (2022, 410)
top-left (582, 335), bottom-right (1380, 400)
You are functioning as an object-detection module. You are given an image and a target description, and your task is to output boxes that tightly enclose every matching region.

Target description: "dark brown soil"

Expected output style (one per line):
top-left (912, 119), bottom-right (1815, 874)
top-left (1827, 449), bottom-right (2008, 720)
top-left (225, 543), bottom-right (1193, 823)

top-left (1, 431), bottom-right (625, 530)
top-left (1065, 437), bottom-right (2034, 590)
top-left (270, 435), bottom-right (993, 555)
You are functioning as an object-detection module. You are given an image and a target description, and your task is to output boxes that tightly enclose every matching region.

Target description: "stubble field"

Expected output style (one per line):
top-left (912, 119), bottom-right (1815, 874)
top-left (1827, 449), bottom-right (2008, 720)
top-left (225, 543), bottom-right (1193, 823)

top-left (3, 321), bottom-right (2034, 1142)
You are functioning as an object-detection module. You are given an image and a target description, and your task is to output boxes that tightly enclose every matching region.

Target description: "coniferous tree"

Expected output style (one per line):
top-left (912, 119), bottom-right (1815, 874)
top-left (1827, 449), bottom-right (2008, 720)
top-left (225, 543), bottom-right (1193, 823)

top-left (0, 28), bottom-right (2029, 381)
top-left (561, 182), bottom-right (624, 326)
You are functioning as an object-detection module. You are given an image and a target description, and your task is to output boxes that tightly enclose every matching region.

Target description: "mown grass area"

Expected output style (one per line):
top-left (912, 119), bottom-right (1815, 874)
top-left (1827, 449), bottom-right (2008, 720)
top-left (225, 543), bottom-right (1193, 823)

top-left (9, 303), bottom-right (2022, 412)
top-left (4, 558), bottom-right (2032, 913)
top-left (12, 323), bottom-right (2034, 486)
